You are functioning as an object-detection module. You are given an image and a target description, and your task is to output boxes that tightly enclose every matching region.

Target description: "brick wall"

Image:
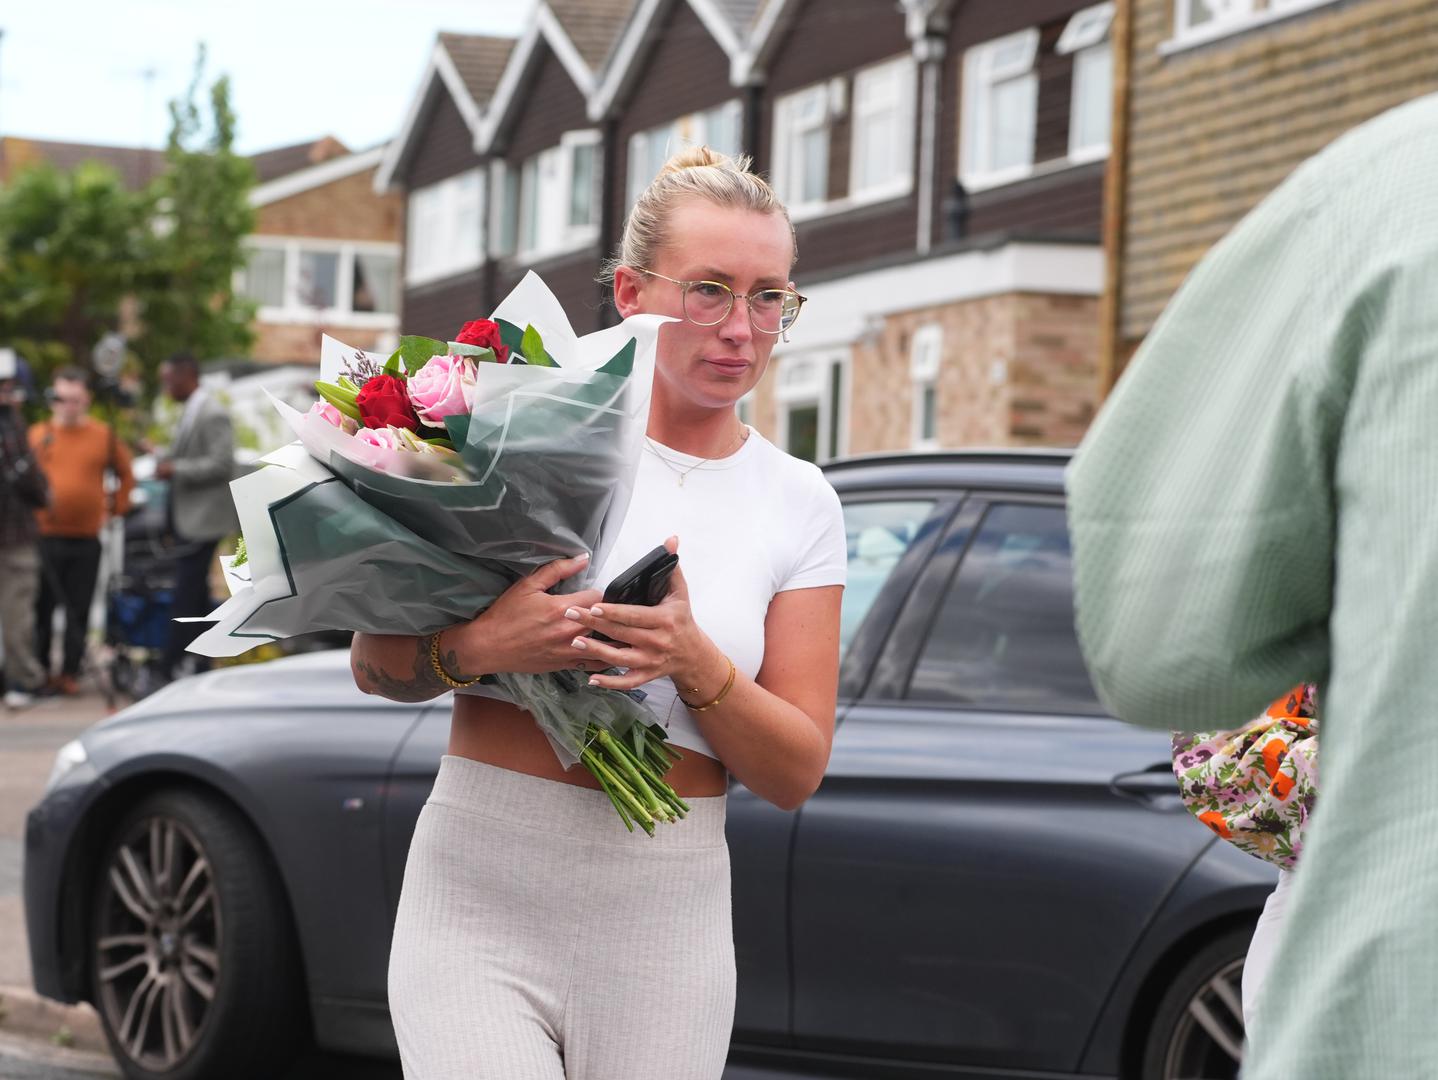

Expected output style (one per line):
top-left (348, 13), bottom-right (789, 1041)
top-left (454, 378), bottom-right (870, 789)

top-left (1008, 292), bottom-right (1099, 446)
top-left (1120, 0), bottom-right (1438, 345)
top-left (254, 167), bottom-right (401, 243)
top-left (253, 321), bottom-right (394, 364)
top-left (756, 288), bottom-right (1100, 456)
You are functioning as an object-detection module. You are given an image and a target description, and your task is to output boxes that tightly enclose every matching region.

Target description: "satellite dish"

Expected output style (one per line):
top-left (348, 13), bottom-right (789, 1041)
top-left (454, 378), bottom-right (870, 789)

top-left (93, 333), bottom-right (127, 378)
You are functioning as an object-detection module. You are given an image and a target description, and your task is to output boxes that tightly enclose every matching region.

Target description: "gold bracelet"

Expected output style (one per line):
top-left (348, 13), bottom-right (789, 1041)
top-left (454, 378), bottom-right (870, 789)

top-left (429, 631), bottom-right (484, 689)
top-left (680, 658), bottom-right (736, 713)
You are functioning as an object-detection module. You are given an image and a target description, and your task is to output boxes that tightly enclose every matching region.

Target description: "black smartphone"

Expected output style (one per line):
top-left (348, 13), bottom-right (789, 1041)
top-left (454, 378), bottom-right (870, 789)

top-left (593, 545), bottom-right (678, 645)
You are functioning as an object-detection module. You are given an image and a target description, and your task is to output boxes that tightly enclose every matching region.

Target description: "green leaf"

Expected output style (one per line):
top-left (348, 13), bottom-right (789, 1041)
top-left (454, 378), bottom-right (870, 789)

top-left (421, 436), bottom-right (456, 451)
top-left (231, 536), bottom-right (248, 567)
top-left (383, 351), bottom-right (401, 376)
top-left (315, 382), bottom-right (362, 419)
top-left (445, 341), bottom-right (498, 362)
top-left (391, 334), bottom-right (448, 375)
top-left (520, 323), bottom-right (557, 367)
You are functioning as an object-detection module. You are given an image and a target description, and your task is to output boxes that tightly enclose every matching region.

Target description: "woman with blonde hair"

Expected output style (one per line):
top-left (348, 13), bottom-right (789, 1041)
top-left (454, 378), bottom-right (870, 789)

top-left (350, 146), bottom-right (846, 1079)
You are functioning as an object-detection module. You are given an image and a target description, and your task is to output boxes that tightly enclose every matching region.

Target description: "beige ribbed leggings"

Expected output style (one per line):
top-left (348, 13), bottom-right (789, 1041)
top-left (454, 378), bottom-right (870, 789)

top-left (388, 755), bottom-right (736, 1080)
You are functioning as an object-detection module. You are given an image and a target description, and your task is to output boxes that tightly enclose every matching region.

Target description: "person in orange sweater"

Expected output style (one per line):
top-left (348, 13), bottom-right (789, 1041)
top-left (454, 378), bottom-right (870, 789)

top-left (28, 367), bottom-right (134, 696)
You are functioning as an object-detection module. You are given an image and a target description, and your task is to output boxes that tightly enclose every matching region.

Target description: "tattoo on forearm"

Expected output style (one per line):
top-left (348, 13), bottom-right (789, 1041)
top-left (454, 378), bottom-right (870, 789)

top-left (351, 636), bottom-right (448, 702)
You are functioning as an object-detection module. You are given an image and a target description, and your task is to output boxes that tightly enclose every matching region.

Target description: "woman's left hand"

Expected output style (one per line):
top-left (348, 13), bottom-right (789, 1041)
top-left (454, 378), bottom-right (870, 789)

top-left (563, 560), bottom-right (710, 691)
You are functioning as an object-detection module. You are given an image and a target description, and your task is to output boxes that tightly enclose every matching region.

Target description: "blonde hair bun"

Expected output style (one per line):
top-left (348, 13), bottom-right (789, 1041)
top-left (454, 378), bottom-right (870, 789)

top-left (658, 145), bottom-right (739, 176)
top-left (601, 145), bottom-right (796, 287)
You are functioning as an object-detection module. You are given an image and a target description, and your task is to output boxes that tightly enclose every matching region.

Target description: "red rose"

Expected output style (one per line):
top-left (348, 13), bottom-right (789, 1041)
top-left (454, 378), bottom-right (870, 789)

top-left (455, 319), bottom-right (510, 363)
top-left (355, 374), bottom-right (420, 431)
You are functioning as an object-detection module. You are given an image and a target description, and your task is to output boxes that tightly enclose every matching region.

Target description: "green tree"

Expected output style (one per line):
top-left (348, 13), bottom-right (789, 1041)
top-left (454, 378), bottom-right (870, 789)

top-left (134, 44), bottom-right (257, 386)
top-left (0, 161), bottom-right (147, 387)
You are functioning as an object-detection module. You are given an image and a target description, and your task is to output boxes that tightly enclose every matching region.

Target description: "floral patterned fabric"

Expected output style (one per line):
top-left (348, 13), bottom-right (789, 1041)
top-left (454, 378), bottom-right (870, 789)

top-left (1171, 684), bottom-right (1318, 871)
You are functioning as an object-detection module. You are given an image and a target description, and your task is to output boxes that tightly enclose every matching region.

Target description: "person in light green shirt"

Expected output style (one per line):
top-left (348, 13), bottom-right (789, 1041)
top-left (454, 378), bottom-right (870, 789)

top-left (1067, 92), bottom-right (1438, 1077)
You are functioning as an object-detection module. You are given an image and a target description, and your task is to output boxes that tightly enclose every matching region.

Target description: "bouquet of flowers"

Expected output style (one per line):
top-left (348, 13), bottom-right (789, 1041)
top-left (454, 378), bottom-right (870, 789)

top-left (188, 273), bottom-right (687, 833)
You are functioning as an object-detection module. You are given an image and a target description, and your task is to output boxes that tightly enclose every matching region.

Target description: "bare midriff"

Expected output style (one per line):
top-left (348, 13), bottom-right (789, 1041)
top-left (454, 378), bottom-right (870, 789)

top-left (450, 693), bottom-right (729, 797)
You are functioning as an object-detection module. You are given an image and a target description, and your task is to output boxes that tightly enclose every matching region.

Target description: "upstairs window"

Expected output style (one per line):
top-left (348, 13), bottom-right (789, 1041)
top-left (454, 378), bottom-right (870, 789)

top-left (241, 240), bottom-right (399, 322)
top-left (627, 101), bottom-right (744, 206)
top-left (497, 130), bottom-right (601, 261)
top-left (1171, 0), bottom-right (1341, 50)
top-left (1058, 3), bottom-right (1115, 161)
top-left (959, 28), bottom-right (1040, 190)
top-left (406, 169), bottom-right (483, 284)
top-left (850, 56), bottom-right (917, 200)
top-left (772, 84), bottom-right (831, 211)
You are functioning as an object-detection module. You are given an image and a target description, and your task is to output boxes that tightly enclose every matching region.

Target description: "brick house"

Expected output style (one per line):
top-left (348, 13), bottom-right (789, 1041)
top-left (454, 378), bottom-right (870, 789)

top-left (1103, 0), bottom-right (1438, 387)
top-left (741, 0), bottom-right (1114, 461)
top-left (240, 140), bottom-right (403, 364)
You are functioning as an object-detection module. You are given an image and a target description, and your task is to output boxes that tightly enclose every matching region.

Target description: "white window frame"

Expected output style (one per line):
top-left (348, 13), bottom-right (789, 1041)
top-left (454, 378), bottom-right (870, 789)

top-left (909, 323), bottom-right (943, 451)
top-left (242, 236), bottom-right (401, 329)
top-left (850, 55), bottom-right (918, 204)
top-left (771, 83), bottom-right (831, 215)
top-left (509, 129), bottom-right (603, 263)
top-left (1057, 3), bottom-right (1115, 164)
top-left (405, 168), bottom-right (484, 286)
top-left (564, 129), bottom-right (602, 236)
top-left (1164, 0), bottom-right (1342, 53)
top-left (959, 28), bottom-right (1041, 192)
top-left (775, 350), bottom-right (849, 464)
top-left (489, 160), bottom-right (521, 258)
top-left (626, 100), bottom-right (744, 208)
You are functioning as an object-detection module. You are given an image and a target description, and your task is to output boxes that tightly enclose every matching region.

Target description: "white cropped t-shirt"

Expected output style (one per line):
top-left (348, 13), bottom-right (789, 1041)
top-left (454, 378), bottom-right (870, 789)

top-left (463, 426), bottom-right (847, 762)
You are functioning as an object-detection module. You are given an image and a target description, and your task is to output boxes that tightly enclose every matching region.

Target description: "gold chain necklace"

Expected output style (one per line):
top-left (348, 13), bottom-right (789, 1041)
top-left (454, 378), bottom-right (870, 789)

top-left (644, 425), bottom-right (748, 487)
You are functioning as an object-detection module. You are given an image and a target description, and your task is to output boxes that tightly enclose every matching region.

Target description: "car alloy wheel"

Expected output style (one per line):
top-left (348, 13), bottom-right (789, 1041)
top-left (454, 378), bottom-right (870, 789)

top-left (94, 813), bottom-right (218, 1071)
top-left (1161, 955), bottom-right (1244, 1080)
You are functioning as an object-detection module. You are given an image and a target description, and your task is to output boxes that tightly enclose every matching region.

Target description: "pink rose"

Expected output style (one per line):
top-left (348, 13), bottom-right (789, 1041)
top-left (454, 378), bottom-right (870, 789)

top-left (353, 426), bottom-right (404, 451)
top-left (308, 400), bottom-right (358, 434)
top-left (408, 354), bottom-right (477, 429)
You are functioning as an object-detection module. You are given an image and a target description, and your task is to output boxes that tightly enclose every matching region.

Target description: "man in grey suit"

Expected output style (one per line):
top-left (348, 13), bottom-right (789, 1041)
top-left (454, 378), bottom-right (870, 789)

top-left (155, 352), bottom-right (237, 679)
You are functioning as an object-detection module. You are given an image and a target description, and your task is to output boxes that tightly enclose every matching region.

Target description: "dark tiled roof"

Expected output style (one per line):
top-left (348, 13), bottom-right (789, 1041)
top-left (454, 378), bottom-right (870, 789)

top-left (438, 33), bottom-right (516, 107)
top-left (249, 137), bottom-right (350, 183)
top-left (0, 137), bottom-right (168, 190)
top-left (547, 0), bottom-right (635, 71)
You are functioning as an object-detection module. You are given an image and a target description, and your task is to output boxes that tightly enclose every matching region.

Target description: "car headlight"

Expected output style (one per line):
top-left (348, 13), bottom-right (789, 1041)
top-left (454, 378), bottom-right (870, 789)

top-left (44, 740), bottom-right (89, 794)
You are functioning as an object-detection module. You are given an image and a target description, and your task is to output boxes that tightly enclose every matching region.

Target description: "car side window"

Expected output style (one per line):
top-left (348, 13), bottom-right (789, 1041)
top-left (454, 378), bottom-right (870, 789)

top-left (839, 500), bottom-right (937, 657)
top-left (906, 502), bottom-right (1101, 714)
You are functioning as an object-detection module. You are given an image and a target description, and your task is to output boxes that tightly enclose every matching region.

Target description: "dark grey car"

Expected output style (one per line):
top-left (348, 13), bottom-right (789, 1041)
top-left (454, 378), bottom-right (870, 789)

top-left (25, 450), bottom-right (1276, 1080)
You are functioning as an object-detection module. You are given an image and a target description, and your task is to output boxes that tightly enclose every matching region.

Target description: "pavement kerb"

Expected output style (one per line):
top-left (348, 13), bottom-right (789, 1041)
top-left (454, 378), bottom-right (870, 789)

top-left (0, 983), bottom-right (107, 1054)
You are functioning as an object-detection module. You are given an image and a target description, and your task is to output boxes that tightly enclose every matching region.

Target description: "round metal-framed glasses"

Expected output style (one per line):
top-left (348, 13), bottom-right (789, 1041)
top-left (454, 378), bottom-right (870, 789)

top-left (637, 269), bottom-right (806, 335)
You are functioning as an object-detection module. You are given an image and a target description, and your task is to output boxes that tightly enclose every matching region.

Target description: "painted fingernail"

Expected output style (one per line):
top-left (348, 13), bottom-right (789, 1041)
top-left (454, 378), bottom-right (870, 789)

top-left (588, 677), bottom-right (600, 686)
top-left (575, 552), bottom-right (590, 562)
top-left (571, 637), bottom-right (588, 650)
top-left (564, 607), bottom-right (581, 621)
top-left (589, 606), bottom-right (604, 617)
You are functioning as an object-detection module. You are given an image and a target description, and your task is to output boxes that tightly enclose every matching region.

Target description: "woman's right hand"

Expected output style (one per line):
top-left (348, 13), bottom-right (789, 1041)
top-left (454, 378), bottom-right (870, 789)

top-left (445, 552), bottom-right (603, 675)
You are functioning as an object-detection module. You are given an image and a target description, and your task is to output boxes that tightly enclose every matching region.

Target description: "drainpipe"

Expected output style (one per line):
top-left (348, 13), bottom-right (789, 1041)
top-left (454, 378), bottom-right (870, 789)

top-left (1097, 0), bottom-right (1134, 399)
top-left (912, 34), bottom-right (944, 257)
top-left (597, 115), bottom-right (620, 327)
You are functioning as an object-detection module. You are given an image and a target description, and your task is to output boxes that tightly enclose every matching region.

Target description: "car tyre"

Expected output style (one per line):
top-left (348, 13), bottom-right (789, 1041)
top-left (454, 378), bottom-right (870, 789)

top-left (1141, 925), bottom-right (1250, 1080)
top-left (89, 789), bottom-right (307, 1080)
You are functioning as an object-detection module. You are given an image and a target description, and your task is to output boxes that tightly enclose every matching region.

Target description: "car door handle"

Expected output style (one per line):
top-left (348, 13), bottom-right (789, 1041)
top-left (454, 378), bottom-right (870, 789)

top-left (1111, 764), bottom-right (1179, 800)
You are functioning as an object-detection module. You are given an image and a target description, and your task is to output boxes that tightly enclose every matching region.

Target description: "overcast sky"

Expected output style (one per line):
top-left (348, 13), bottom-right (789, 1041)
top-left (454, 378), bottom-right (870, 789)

top-left (1, 1), bottom-right (531, 155)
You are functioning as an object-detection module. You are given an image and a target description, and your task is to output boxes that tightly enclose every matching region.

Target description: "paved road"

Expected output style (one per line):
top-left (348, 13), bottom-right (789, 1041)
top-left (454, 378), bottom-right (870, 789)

top-left (0, 1031), bottom-right (117, 1078)
top-left (0, 695), bottom-right (106, 993)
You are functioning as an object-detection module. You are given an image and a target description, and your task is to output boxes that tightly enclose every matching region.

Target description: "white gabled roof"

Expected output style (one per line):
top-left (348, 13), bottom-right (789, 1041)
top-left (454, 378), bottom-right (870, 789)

top-left (374, 38), bottom-right (489, 193)
top-left (253, 145), bottom-right (387, 207)
top-left (478, 4), bottom-right (608, 153)
top-left (589, 0), bottom-right (752, 122)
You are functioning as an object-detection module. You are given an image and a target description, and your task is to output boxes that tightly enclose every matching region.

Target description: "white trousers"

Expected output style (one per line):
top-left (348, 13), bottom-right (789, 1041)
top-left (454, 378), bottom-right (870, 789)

top-left (388, 756), bottom-right (735, 1080)
top-left (1243, 869), bottom-right (1296, 1027)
